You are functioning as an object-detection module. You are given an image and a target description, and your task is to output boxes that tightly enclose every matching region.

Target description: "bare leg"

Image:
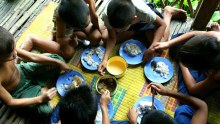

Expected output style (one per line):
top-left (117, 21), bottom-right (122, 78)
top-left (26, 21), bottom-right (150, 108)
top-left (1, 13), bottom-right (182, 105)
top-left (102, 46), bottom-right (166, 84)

top-left (21, 35), bottom-right (75, 60)
top-left (162, 6), bottom-right (187, 41)
top-left (21, 35), bottom-right (61, 53)
top-left (73, 24), bottom-right (102, 45)
top-left (210, 22), bottom-right (220, 32)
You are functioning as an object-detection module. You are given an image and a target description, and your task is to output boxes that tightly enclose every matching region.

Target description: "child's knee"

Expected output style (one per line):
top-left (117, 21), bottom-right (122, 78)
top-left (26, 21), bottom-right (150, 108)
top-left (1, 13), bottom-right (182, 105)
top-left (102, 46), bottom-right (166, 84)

top-left (90, 31), bottom-right (102, 45)
top-left (61, 46), bottom-right (75, 60)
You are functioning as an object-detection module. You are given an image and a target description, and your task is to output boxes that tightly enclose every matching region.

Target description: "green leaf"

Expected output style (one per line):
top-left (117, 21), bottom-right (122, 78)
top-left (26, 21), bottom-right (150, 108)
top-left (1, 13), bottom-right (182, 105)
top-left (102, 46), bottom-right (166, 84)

top-left (211, 11), bottom-right (220, 22)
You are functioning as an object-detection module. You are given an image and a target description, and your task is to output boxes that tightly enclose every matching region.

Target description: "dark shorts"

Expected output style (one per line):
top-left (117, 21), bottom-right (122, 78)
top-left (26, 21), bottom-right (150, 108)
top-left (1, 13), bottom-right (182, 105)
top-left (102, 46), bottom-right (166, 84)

top-left (128, 2), bottom-right (163, 31)
top-left (12, 54), bottom-right (64, 116)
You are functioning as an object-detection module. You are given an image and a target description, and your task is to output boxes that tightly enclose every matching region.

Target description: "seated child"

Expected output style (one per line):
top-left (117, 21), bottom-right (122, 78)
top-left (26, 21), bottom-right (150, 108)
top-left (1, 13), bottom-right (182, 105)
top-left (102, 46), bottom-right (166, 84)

top-left (127, 83), bottom-right (208, 124)
top-left (50, 85), bottom-right (110, 124)
top-left (98, 0), bottom-right (187, 75)
top-left (21, 0), bottom-right (107, 60)
top-left (152, 27), bottom-right (220, 95)
top-left (0, 26), bottom-right (70, 116)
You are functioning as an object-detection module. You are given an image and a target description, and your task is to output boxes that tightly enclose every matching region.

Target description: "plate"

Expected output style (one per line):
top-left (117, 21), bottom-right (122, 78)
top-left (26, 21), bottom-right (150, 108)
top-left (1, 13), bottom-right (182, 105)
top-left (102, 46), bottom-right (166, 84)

top-left (96, 95), bottom-right (114, 124)
top-left (134, 96), bottom-right (164, 124)
top-left (144, 57), bottom-right (174, 83)
top-left (56, 70), bottom-right (85, 96)
top-left (81, 46), bottom-right (105, 70)
top-left (119, 39), bottom-right (147, 65)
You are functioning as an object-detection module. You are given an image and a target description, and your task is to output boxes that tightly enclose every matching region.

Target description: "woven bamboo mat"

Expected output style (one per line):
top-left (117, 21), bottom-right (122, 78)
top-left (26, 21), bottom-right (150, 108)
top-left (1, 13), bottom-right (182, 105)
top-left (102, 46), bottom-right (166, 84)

top-left (15, 1), bottom-right (220, 123)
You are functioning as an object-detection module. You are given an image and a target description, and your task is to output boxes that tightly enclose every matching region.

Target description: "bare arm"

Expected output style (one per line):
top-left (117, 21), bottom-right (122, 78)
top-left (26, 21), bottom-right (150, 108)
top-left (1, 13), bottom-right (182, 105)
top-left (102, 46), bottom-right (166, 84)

top-left (153, 31), bottom-right (207, 51)
top-left (142, 16), bottom-right (166, 64)
top-left (16, 48), bottom-right (70, 70)
top-left (100, 90), bottom-right (110, 124)
top-left (98, 28), bottom-right (116, 75)
top-left (179, 63), bottom-right (217, 95)
top-left (150, 16), bottom-right (166, 47)
top-left (148, 83), bottom-right (208, 124)
top-left (0, 83), bottom-right (57, 107)
top-left (86, 0), bottom-right (100, 31)
top-left (56, 15), bottom-right (70, 46)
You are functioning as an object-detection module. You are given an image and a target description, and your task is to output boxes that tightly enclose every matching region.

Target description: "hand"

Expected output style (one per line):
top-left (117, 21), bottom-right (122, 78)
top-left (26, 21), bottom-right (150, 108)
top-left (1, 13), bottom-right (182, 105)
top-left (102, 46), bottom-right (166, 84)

top-left (100, 90), bottom-right (111, 108)
top-left (127, 107), bottom-right (138, 124)
top-left (153, 42), bottom-right (169, 51)
top-left (142, 48), bottom-right (155, 64)
top-left (41, 87), bottom-right (57, 103)
top-left (147, 83), bottom-right (169, 96)
top-left (98, 60), bottom-right (107, 75)
top-left (58, 61), bottom-right (71, 71)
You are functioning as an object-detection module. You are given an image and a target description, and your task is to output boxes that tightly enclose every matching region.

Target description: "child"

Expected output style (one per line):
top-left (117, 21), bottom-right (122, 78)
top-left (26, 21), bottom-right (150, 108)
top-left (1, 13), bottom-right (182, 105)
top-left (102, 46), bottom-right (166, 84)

top-left (0, 26), bottom-right (70, 116)
top-left (127, 83), bottom-right (208, 124)
top-left (152, 28), bottom-right (220, 95)
top-left (98, 0), bottom-right (187, 75)
top-left (50, 85), bottom-right (110, 124)
top-left (21, 0), bottom-right (107, 60)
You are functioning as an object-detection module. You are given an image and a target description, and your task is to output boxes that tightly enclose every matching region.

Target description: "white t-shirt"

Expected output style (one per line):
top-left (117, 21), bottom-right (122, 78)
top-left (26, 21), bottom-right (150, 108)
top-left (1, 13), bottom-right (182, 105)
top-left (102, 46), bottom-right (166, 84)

top-left (101, 0), bottom-right (157, 29)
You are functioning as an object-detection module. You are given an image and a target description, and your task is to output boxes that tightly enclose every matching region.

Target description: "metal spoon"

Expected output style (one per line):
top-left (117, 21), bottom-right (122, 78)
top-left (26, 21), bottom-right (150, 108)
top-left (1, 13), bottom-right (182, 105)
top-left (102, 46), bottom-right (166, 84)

top-left (79, 40), bottom-right (90, 46)
top-left (151, 89), bottom-right (156, 110)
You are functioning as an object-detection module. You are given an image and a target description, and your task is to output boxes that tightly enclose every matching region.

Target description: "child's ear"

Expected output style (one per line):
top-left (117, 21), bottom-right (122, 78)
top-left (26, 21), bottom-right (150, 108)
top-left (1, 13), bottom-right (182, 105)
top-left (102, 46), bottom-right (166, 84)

top-left (131, 15), bottom-right (137, 24)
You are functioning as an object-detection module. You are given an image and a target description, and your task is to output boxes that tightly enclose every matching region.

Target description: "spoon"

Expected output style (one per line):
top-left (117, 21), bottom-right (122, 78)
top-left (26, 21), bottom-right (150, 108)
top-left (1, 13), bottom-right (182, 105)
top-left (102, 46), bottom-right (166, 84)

top-left (79, 40), bottom-right (90, 46)
top-left (151, 89), bottom-right (156, 110)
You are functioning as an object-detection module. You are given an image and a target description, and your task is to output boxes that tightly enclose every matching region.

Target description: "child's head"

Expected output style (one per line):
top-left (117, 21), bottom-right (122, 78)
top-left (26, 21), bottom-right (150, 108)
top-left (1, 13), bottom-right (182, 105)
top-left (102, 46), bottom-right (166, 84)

top-left (107, 0), bottom-right (136, 31)
top-left (59, 85), bottom-right (98, 124)
top-left (177, 35), bottom-right (220, 71)
top-left (141, 110), bottom-right (177, 124)
top-left (0, 26), bottom-right (16, 62)
top-left (58, 0), bottom-right (90, 29)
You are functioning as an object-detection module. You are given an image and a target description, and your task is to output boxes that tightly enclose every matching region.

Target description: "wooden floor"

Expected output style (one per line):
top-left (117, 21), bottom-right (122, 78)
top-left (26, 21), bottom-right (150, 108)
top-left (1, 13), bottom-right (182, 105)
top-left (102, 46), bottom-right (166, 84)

top-left (0, 0), bottom-right (194, 123)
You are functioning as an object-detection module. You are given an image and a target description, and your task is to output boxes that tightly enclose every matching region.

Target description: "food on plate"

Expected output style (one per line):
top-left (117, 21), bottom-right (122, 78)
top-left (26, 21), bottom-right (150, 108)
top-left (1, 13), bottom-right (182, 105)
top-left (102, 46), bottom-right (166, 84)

top-left (124, 43), bottom-right (142, 56)
top-left (83, 47), bottom-right (104, 67)
top-left (61, 75), bottom-right (84, 91)
top-left (154, 61), bottom-right (169, 79)
top-left (71, 75), bottom-right (84, 89)
top-left (137, 101), bottom-right (155, 115)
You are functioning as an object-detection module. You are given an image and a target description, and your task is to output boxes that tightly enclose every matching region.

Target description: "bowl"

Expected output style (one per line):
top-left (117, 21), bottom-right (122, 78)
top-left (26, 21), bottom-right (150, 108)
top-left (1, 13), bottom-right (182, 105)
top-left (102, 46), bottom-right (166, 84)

top-left (96, 75), bottom-right (118, 96)
top-left (106, 56), bottom-right (127, 78)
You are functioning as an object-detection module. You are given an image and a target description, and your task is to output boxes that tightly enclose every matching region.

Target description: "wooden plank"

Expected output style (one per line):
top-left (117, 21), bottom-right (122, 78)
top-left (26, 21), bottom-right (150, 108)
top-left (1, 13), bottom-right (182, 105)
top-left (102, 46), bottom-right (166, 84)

top-left (192, 0), bottom-right (220, 30)
top-left (173, 21), bottom-right (182, 35)
top-left (96, 0), bottom-right (111, 16)
top-left (12, 116), bottom-right (23, 124)
top-left (9, 0), bottom-right (44, 34)
top-left (0, 0), bottom-right (25, 26)
top-left (14, 0), bottom-right (49, 39)
top-left (0, 105), bottom-right (7, 118)
top-left (0, 108), bottom-right (12, 123)
top-left (5, 0), bottom-right (34, 31)
top-left (6, 112), bottom-right (17, 124)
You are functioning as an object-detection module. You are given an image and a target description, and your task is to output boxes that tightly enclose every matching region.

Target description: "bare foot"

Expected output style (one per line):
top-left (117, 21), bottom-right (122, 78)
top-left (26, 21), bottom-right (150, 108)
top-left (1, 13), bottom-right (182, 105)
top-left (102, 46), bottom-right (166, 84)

top-left (164, 6), bottom-right (187, 21)
top-left (20, 35), bottom-right (34, 51)
top-left (210, 22), bottom-right (220, 32)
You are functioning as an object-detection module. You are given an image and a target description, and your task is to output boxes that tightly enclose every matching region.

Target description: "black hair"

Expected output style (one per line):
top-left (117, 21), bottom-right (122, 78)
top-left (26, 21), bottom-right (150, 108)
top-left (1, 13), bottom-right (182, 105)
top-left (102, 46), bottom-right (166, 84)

top-left (58, 0), bottom-right (90, 29)
top-left (59, 85), bottom-right (98, 124)
top-left (177, 35), bottom-right (220, 71)
top-left (107, 0), bottom-right (136, 28)
top-left (141, 110), bottom-right (177, 124)
top-left (0, 26), bottom-right (15, 60)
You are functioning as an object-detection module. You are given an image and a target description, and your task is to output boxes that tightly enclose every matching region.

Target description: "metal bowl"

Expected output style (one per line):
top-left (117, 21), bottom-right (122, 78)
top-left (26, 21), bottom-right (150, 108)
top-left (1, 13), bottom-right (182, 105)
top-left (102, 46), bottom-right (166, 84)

top-left (96, 75), bottom-right (118, 96)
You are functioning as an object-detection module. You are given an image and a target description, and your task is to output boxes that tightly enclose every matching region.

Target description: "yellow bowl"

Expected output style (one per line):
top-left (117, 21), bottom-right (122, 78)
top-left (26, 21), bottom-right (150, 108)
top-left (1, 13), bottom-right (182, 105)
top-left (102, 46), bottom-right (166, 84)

top-left (107, 56), bottom-right (127, 78)
top-left (96, 75), bottom-right (118, 96)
